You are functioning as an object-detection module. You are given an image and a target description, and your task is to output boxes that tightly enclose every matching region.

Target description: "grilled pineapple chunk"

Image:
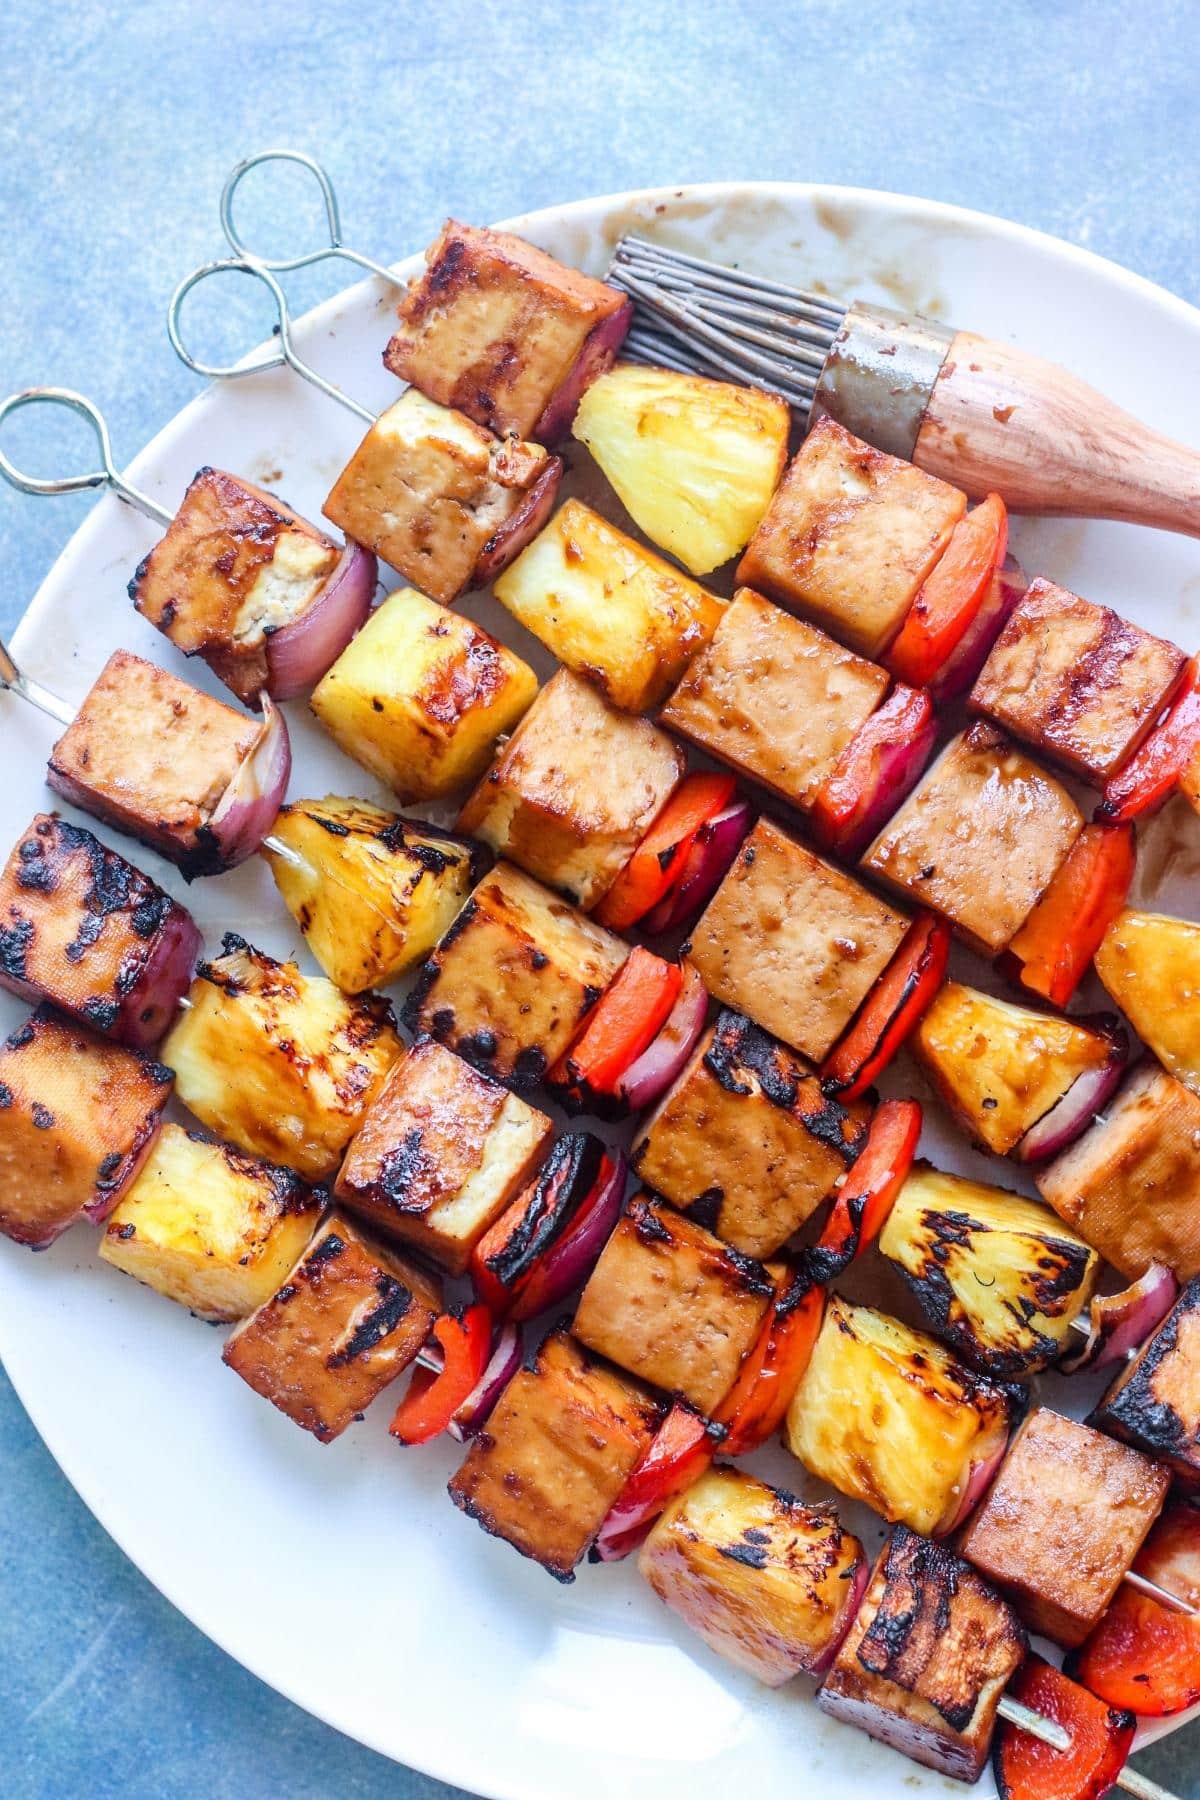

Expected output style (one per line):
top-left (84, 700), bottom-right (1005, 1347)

top-left (1095, 908), bottom-right (1200, 1097)
top-left (573, 367), bottom-right (790, 576)
top-left (100, 1123), bottom-right (321, 1320)
top-left (262, 796), bottom-right (480, 993)
top-left (879, 1165), bottom-right (1099, 1375)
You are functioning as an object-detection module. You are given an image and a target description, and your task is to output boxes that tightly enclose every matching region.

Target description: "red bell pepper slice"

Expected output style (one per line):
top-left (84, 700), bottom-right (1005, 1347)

top-left (1070, 1501), bottom-right (1200, 1717)
top-left (549, 947), bottom-right (682, 1107)
top-left (821, 913), bottom-right (950, 1102)
top-left (594, 772), bottom-right (736, 930)
top-left (1004, 823), bottom-right (1136, 1008)
top-left (809, 683), bottom-right (936, 859)
top-left (593, 1401), bottom-right (716, 1561)
top-left (886, 494), bottom-right (1008, 686)
top-left (389, 1305), bottom-right (492, 1446)
top-left (810, 1098), bottom-right (922, 1278)
top-left (714, 1270), bottom-right (825, 1457)
top-left (994, 1656), bottom-right (1135, 1800)
top-left (1097, 657), bottom-right (1200, 823)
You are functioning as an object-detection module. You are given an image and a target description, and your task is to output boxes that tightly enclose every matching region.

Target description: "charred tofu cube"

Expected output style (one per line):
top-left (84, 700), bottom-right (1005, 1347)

top-left (686, 816), bottom-right (907, 1063)
top-left (161, 934), bottom-right (401, 1182)
top-left (130, 466), bottom-right (342, 704)
top-left (660, 587), bottom-right (889, 811)
top-left (402, 861), bottom-right (627, 1092)
top-left (310, 587), bottom-right (536, 803)
top-left (334, 1037), bottom-right (552, 1274)
top-left (632, 1009), bottom-right (865, 1259)
top-left (639, 1465), bottom-right (865, 1684)
top-left (970, 578), bottom-right (1186, 782)
top-left (1091, 1276), bottom-right (1200, 1489)
top-left (99, 1122), bottom-right (321, 1320)
top-left (457, 669), bottom-right (685, 909)
top-left (863, 724), bottom-right (1083, 954)
top-left (448, 1326), bottom-right (658, 1581)
top-left (493, 499), bottom-right (725, 713)
top-left (0, 813), bottom-right (199, 1047)
top-left (0, 1007), bottom-right (172, 1249)
top-left (818, 1527), bottom-right (1025, 1783)
top-left (958, 1407), bottom-right (1169, 1646)
top-left (572, 1195), bottom-right (774, 1413)
top-left (1095, 907), bottom-right (1200, 1099)
top-left (736, 419), bottom-right (967, 659)
top-left (222, 1211), bottom-right (442, 1441)
top-left (383, 219), bottom-right (631, 440)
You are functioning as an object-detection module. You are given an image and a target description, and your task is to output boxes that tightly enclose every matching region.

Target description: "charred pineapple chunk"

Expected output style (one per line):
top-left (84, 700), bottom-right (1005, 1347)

top-left (448, 1325), bottom-right (659, 1581)
top-left (1095, 908), bottom-right (1200, 1098)
top-left (223, 1211), bottom-right (442, 1441)
top-left (493, 499), bottom-right (725, 712)
top-left (100, 1122), bottom-right (321, 1320)
top-left (959, 1407), bottom-right (1169, 1646)
top-left (403, 861), bottom-right (627, 1091)
top-left (161, 934), bottom-right (401, 1182)
top-left (879, 1165), bottom-right (1099, 1376)
top-left (262, 796), bottom-right (481, 993)
top-left (818, 1527), bottom-right (1026, 1783)
top-left (0, 1007), bottom-right (172, 1249)
top-left (784, 1295), bottom-right (1015, 1536)
top-left (458, 670), bottom-right (684, 909)
top-left (1091, 1276), bottom-right (1200, 1490)
top-left (310, 587), bottom-right (536, 802)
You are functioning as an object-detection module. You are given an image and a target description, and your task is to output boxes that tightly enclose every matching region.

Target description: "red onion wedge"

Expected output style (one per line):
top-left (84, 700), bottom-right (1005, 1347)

top-left (115, 902), bottom-right (203, 1048)
top-left (534, 298), bottom-right (635, 444)
top-left (816, 689), bottom-right (938, 863)
top-left (264, 540), bottom-right (377, 700)
top-left (1014, 1023), bottom-right (1129, 1164)
top-left (938, 1432), bottom-right (1010, 1536)
top-left (205, 695), bottom-right (292, 871)
top-left (447, 1321), bottom-right (524, 1442)
top-left (641, 801), bottom-right (753, 936)
top-left (929, 553), bottom-right (1030, 703)
top-left (474, 457), bottom-right (565, 586)
top-left (508, 1151), bottom-right (628, 1322)
top-left (619, 963), bottom-right (708, 1112)
top-left (1061, 1263), bottom-right (1179, 1375)
top-left (811, 1552), bottom-right (872, 1677)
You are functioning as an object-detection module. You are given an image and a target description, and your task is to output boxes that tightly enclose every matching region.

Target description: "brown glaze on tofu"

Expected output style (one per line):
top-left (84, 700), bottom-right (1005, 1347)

top-left (958, 1407), bottom-right (1169, 1647)
top-left (1091, 1277), bottom-right (1200, 1489)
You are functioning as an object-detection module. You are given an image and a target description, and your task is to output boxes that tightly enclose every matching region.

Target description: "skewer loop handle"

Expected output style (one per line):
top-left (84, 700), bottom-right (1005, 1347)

top-left (220, 148), bottom-right (399, 287)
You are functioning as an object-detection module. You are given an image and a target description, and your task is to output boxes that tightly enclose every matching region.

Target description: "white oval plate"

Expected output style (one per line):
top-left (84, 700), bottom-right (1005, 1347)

top-left (2, 183), bottom-right (1199, 1800)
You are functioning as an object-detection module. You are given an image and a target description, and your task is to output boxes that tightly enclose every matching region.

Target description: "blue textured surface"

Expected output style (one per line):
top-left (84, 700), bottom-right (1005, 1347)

top-left (1, 3), bottom-right (1198, 1795)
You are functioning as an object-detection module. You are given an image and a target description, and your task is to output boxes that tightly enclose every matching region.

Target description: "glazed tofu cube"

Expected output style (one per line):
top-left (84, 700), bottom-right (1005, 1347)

top-left (448, 1326), bottom-right (659, 1581)
top-left (1094, 908), bottom-right (1200, 1098)
top-left (383, 220), bottom-right (631, 439)
top-left (863, 724), bottom-right (1083, 954)
top-left (1092, 1276), bottom-right (1200, 1490)
top-left (818, 1527), bottom-right (1025, 1783)
top-left (958, 1407), bottom-right (1169, 1646)
top-left (0, 813), bottom-right (199, 1047)
top-left (262, 796), bottom-right (480, 993)
top-left (632, 1009), bottom-right (866, 1258)
top-left (402, 861), bottom-right (627, 1092)
top-left (639, 1465), bottom-right (866, 1684)
top-left (686, 816), bottom-right (907, 1062)
top-left (334, 1037), bottom-right (552, 1274)
top-left (131, 466), bottom-right (342, 704)
top-left (572, 1195), bottom-right (774, 1413)
top-left (310, 587), bottom-right (536, 802)
top-left (784, 1295), bottom-right (1016, 1536)
top-left (493, 499), bottom-right (725, 713)
top-left (660, 587), bottom-right (889, 811)
top-left (736, 419), bottom-right (967, 658)
top-left (47, 650), bottom-right (262, 878)
top-left (0, 1007), bottom-right (172, 1249)
top-left (161, 934), bottom-right (401, 1182)
top-left (457, 670), bottom-right (685, 908)
top-left (970, 578), bottom-right (1186, 782)
top-left (1035, 1060), bottom-right (1200, 1280)
top-left (222, 1211), bottom-right (442, 1441)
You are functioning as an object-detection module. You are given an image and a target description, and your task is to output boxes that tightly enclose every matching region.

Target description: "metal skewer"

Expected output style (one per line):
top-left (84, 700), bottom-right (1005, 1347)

top-left (220, 149), bottom-right (403, 287)
top-left (0, 388), bottom-right (173, 527)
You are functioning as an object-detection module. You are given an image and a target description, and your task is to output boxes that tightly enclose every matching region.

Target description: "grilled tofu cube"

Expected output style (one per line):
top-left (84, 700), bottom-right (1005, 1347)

top-left (130, 466), bottom-right (342, 704)
top-left (784, 1295), bottom-right (1016, 1536)
top-left (818, 1527), bottom-right (1025, 1783)
top-left (879, 1165), bottom-right (1099, 1376)
top-left (0, 813), bottom-right (199, 1047)
top-left (262, 796), bottom-right (480, 993)
top-left (632, 1009), bottom-right (865, 1258)
top-left (47, 650), bottom-right (262, 878)
top-left (970, 578), bottom-right (1186, 782)
top-left (958, 1407), bottom-right (1169, 1646)
top-left (403, 861), bottom-right (627, 1091)
top-left (1095, 907), bottom-right (1200, 1098)
top-left (222, 1211), bottom-right (442, 1441)
top-left (1091, 1276), bottom-right (1200, 1489)
top-left (572, 1195), bottom-right (775, 1413)
top-left (448, 1325), bottom-right (659, 1581)
top-left (863, 724), bottom-right (1083, 954)
top-left (334, 1037), bottom-right (552, 1274)
top-left (736, 419), bottom-right (967, 658)
top-left (493, 499), bottom-right (725, 713)
top-left (1035, 1059), bottom-right (1200, 1280)
top-left (161, 934), bottom-right (401, 1182)
top-left (686, 816), bottom-right (907, 1063)
top-left (457, 670), bottom-right (685, 909)
top-left (639, 1465), bottom-right (865, 1684)
top-left (310, 587), bottom-right (536, 802)
top-left (383, 220), bottom-right (631, 439)
top-left (0, 1007), bottom-right (172, 1249)
top-left (660, 587), bottom-right (889, 811)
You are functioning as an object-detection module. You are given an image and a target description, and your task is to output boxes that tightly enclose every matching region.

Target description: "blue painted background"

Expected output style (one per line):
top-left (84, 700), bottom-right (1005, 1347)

top-left (1, 2), bottom-right (1197, 1794)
